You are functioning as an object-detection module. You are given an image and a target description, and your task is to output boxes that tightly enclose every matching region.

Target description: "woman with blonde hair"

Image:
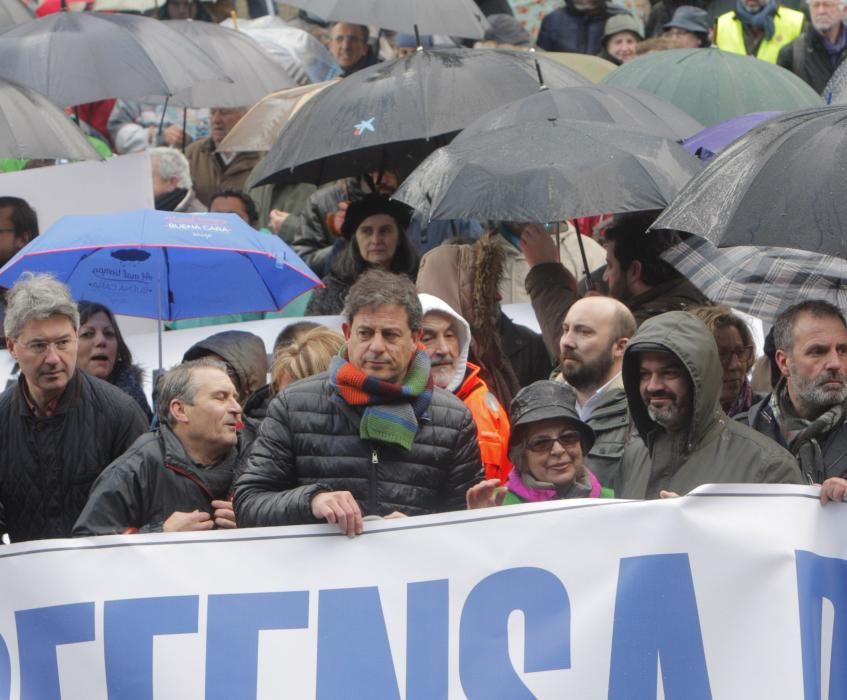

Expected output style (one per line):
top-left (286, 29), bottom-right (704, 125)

top-left (271, 327), bottom-right (345, 393)
top-left (689, 305), bottom-right (758, 416)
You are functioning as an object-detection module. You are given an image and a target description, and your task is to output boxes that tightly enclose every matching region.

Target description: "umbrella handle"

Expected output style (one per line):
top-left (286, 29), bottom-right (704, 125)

top-left (572, 219), bottom-right (595, 291)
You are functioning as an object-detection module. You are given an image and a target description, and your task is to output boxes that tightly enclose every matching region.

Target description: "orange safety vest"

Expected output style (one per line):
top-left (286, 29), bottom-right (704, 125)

top-left (456, 363), bottom-right (513, 484)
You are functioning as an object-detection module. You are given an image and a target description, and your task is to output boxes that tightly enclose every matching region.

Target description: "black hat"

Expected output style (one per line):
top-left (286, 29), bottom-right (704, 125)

top-left (340, 195), bottom-right (413, 240)
top-left (664, 6), bottom-right (711, 35)
top-left (509, 381), bottom-right (595, 451)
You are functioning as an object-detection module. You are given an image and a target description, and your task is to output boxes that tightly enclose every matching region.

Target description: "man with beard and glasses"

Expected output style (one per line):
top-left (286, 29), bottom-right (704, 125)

top-left (616, 311), bottom-right (803, 499)
top-left (557, 297), bottom-right (636, 489)
top-left (739, 301), bottom-right (847, 486)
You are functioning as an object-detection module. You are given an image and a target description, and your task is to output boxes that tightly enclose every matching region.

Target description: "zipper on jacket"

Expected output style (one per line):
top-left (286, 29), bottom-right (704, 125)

top-left (369, 447), bottom-right (378, 514)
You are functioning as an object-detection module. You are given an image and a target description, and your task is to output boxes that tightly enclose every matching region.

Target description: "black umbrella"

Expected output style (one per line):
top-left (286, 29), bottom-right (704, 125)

top-left (0, 0), bottom-right (32, 31)
top-left (251, 48), bottom-right (589, 187)
top-left (0, 12), bottom-right (229, 107)
top-left (459, 85), bottom-right (704, 142)
top-left (0, 78), bottom-right (102, 161)
top-left (143, 21), bottom-right (296, 108)
top-left (392, 119), bottom-right (702, 223)
top-left (652, 106), bottom-right (847, 259)
top-left (279, 0), bottom-right (489, 39)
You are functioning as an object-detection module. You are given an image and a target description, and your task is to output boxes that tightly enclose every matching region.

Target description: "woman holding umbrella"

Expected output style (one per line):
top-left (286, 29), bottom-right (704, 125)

top-left (76, 301), bottom-right (152, 422)
top-left (305, 195), bottom-right (419, 316)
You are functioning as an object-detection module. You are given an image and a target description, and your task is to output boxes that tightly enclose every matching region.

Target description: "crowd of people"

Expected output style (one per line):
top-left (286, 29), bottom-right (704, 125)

top-left (1, 0), bottom-right (847, 545)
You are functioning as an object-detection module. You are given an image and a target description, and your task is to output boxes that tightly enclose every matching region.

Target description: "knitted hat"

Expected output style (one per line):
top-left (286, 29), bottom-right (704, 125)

top-left (340, 195), bottom-right (413, 240)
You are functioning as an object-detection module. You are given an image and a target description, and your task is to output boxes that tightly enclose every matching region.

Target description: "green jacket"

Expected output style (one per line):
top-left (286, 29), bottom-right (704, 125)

top-left (616, 311), bottom-right (803, 499)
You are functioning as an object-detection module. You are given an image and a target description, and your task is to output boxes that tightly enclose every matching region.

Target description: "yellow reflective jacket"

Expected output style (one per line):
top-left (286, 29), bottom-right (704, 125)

top-left (715, 7), bottom-right (805, 63)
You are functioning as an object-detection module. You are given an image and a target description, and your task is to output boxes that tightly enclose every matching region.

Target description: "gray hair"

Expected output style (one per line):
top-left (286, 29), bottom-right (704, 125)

top-left (342, 269), bottom-right (423, 331)
top-left (156, 357), bottom-right (229, 427)
top-left (4, 272), bottom-right (79, 339)
top-left (150, 146), bottom-right (192, 190)
top-left (772, 300), bottom-right (847, 356)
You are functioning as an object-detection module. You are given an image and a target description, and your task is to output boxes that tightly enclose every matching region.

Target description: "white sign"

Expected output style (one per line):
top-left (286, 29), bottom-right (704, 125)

top-left (0, 484), bottom-right (843, 698)
top-left (0, 152), bottom-right (153, 231)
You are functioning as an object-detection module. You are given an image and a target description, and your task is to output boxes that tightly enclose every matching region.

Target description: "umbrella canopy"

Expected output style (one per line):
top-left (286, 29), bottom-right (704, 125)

top-left (681, 111), bottom-right (781, 162)
top-left (0, 209), bottom-right (321, 320)
top-left (652, 106), bottom-right (847, 258)
top-left (0, 78), bottom-right (102, 160)
top-left (219, 16), bottom-right (339, 86)
top-left (544, 52), bottom-right (616, 83)
top-left (139, 20), bottom-right (296, 109)
top-left (601, 48), bottom-right (823, 126)
top-left (824, 56), bottom-right (847, 104)
top-left (218, 81), bottom-right (335, 153)
top-left (393, 119), bottom-right (702, 222)
top-left (662, 236), bottom-right (847, 325)
top-left (279, 0), bottom-right (489, 39)
top-left (0, 0), bottom-right (32, 30)
top-left (0, 12), bottom-right (229, 107)
top-left (252, 48), bottom-right (590, 187)
top-left (459, 84), bottom-right (704, 142)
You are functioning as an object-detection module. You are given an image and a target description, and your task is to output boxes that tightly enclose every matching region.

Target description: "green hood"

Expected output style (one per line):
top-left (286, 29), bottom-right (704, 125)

top-left (622, 311), bottom-right (723, 448)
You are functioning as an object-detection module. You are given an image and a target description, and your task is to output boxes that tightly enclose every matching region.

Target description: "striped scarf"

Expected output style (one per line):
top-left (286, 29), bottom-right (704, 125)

top-left (329, 348), bottom-right (433, 451)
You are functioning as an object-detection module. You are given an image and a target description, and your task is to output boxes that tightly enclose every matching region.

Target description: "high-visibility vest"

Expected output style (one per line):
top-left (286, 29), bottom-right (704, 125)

top-left (715, 7), bottom-right (805, 63)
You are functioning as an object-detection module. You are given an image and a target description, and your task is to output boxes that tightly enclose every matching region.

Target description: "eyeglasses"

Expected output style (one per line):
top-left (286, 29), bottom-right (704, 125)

top-left (21, 336), bottom-right (75, 356)
top-left (718, 346), bottom-right (754, 368)
top-left (526, 430), bottom-right (582, 453)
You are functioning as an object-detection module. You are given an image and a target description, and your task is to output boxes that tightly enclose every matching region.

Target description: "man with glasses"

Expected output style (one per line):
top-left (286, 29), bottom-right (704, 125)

top-left (739, 301), bottom-right (847, 484)
top-left (0, 274), bottom-right (148, 542)
top-left (615, 311), bottom-right (802, 499)
top-left (329, 22), bottom-right (376, 77)
top-left (779, 0), bottom-right (847, 91)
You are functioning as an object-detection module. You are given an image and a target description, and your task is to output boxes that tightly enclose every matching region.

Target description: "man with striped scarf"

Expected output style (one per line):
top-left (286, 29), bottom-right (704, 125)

top-left (234, 269), bottom-right (483, 536)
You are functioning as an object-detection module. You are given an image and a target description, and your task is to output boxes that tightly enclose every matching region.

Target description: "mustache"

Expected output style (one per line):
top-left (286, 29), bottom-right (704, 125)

top-left (816, 371), bottom-right (847, 386)
top-left (645, 390), bottom-right (678, 401)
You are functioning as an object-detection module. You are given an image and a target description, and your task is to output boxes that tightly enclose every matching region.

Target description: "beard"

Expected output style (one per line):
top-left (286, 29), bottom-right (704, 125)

top-left (561, 347), bottom-right (615, 391)
top-left (792, 367), bottom-right (847, 411)
top-left (644, 390), bottom-right (690, 432)
top-left (430, 362), bottom-right (456, 390)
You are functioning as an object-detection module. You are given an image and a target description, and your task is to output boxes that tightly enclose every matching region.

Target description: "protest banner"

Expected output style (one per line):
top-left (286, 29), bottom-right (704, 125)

top-left (0, 484), bottom-right (844, 698)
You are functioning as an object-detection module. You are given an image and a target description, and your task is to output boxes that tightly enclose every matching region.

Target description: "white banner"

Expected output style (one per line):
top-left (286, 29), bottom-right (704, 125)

top-left (0, 484), bottom-right (844, 699)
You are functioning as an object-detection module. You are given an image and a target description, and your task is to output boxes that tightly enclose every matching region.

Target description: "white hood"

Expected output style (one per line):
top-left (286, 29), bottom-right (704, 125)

top-left (418, 293), bottom-right (471, 394)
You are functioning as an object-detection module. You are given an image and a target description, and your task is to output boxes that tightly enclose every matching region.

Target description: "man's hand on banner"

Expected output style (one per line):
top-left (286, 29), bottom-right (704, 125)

top-left (163, 510), bottom-right (215, 533)
top-left (211, 500), bottom-right (237, 529)
top-left (820, 477), bottom-right (847, 504)
top-left (311, 491), bottom-right (364, 537)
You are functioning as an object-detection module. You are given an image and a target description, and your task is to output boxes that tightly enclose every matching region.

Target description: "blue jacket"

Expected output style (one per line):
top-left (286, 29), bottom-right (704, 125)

top-left (537, 1), bottom-right (629, 54)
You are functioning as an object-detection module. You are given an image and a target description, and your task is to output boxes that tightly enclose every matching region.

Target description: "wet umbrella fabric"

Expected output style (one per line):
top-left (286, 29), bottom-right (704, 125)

top-left (0, 78), bottom-right (102, 161)
top-left (681, 111), bottom-right (780, 162)
top-left (0, 0), bottom-right (32, 31)
top-left (0, 12), bottom-right (229, 107)
top-left (279, 0), bottom-right (489, 39)
top-left (652, 106), bottom-right (847, 259)
top-left (662, 236), bottom-right (847, 325)
top-left (141, 21), bottom-right (296, 109)
top-left (459, 84), bottom-right (704, 142)
top-left (0, 209), bottom-right (321, 321)
top-left (252, 49), bottom-right (590, 187)
top-left (544, 52), bottom-right (616, 83)
top-left (602, 48), bottom-right (823, 126)
top-left (393, 119), bottom-right (702, 222)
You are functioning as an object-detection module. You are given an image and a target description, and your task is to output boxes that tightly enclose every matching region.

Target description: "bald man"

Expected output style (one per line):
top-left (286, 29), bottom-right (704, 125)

top-left (558, 296), bottom-right (637, 489)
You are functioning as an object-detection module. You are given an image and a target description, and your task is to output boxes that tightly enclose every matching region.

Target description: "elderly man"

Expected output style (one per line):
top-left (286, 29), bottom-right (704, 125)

top-left (184, 107), bottom-right (261, 207)
top-left (558, 296), bottom-right (636, 489)
top-left (715, 0), bottom-right (804, 62)
top-left (0, 274), bottom-right (148, 542)
top-left (778, 0), bottom-right (847, 91)
top-left (150, 147), bottom-right (206, 213)
top-left (739, 301), bottom-right (847, 483)
top-left (616, 311), bottom-right (803, 499)
top-left (419, 293), bottom-right (511, 483)
top-left (74, 359), bottom-right (242, 536)
top-left (235, 269), bottom-right (482, 536)
top-left (329, 22), bottom-right (375, 76)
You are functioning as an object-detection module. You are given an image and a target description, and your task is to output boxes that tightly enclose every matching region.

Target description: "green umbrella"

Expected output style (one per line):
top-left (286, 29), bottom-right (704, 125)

top-left (601, 48), bottom-right (823, 126)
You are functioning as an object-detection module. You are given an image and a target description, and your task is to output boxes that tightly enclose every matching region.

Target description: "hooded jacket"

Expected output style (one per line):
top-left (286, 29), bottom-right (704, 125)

top-left (183, 331), bottom-right (268, 406)
top-left (419, 293), bottom-right (513, 483)
top-left (73, 425), bottom-right (239, 536)
top-left (616, 311), bottom-right (803, 499)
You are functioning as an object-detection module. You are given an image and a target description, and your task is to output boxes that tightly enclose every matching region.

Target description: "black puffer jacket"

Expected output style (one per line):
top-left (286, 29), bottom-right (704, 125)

top-left (0, 371), bottom-right (148, 542)
top-left (73, 425), bottom-right (239, 536)
top-left (234, 373), bottom-right (483, 526)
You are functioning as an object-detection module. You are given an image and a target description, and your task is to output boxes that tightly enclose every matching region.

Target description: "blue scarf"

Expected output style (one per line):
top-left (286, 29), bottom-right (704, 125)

top-left (734, 0), bottom-right (778, 40)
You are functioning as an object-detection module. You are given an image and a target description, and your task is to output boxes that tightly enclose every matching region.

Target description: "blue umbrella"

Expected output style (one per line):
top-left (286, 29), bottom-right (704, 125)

top-left (0, 209), bottom-right (322, 365)
top-left (681, 111), bottom-right (781, 162)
